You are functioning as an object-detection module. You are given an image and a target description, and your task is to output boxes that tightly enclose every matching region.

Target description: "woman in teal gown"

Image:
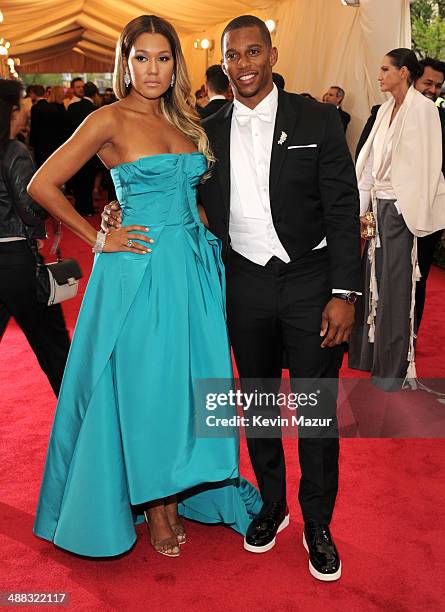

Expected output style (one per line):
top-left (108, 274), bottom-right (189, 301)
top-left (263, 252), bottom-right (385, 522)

top-left (29, 15), bottom-right (261, 558)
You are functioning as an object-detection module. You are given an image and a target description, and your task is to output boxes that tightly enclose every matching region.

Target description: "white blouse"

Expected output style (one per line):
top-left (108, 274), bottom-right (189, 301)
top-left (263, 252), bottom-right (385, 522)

top-left (359, 102), bottom-right (402, 215)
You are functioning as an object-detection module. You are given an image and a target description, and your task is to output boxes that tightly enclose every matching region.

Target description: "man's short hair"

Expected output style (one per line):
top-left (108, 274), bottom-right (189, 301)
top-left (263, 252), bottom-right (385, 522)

top-left (221, 15), bottom-right (272, 50)
top-left (272, 73), bottom-right (285, 89)
top-left (70, 77), bottom-right (83, 88)
top-left (206, 65), bottom-right (229, 95)
top-left (419, 58), bottom-right (445, 82)
top-left (30, 84), bottom-right (45, 98)
top-left (84, 82), bottom-right (98, 98)
top-left (330, 86), bottom-right (345, 101)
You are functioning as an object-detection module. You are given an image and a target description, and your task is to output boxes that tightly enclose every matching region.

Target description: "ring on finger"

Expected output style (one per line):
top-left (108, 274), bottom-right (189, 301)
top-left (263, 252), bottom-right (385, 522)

top-left (127, 239), bottom-right (133, 247)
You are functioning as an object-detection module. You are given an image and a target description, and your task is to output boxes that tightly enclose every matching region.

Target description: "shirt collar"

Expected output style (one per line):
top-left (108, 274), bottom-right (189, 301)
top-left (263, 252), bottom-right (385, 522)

top-left (209, 95), bottom-right (227, 102)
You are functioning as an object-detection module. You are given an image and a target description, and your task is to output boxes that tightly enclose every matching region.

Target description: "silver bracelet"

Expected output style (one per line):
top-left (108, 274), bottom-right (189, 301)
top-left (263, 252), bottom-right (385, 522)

top-left (92, 231), bottom-right (107, 254)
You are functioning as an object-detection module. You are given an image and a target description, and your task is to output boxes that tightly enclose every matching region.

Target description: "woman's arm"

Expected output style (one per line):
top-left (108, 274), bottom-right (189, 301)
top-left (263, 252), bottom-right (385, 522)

top-left (27, 107), bottom-right (151, 254)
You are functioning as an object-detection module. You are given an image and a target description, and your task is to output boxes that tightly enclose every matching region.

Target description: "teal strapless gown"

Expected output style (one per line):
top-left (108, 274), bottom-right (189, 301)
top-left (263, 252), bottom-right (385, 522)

top-left (33, 153), bottom-right (261, 557)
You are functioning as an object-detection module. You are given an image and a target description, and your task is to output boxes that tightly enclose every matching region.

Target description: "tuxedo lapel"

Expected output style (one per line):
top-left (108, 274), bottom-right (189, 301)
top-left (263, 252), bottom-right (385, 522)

top-left (212, 104), bottom-right (233, 216)
top-left (269, 90), bottom-right (299, 201)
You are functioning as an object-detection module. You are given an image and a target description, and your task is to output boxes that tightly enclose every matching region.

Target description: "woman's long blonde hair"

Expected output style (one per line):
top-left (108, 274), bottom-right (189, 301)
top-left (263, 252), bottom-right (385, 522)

top-left (113, 15), bottom-right (215, 167)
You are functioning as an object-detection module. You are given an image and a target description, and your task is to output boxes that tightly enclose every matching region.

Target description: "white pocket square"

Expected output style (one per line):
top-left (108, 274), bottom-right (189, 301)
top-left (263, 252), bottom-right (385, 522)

top-left (287, 144), bottom-right (318, 149)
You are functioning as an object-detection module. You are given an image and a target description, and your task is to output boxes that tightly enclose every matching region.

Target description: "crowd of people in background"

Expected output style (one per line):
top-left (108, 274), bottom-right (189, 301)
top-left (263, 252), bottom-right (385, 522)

top-left (19, 67), bottom-right (389, 223)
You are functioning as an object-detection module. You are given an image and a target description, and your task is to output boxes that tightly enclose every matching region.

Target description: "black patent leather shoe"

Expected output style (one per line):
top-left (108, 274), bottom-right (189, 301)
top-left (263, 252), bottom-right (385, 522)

top-left (303, 522), bottom-right (341, 581)
top-left (244, 502), bottom-right (290, 553)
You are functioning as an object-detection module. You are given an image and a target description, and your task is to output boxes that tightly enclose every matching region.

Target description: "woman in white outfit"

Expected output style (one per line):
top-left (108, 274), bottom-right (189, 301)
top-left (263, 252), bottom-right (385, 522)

top-left (349, 48), bottom-right (445, 391)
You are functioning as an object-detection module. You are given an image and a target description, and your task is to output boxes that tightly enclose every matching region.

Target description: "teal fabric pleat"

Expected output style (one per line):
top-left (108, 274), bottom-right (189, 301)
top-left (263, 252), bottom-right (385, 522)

top-left (33, 154), bottom-right (262, 557)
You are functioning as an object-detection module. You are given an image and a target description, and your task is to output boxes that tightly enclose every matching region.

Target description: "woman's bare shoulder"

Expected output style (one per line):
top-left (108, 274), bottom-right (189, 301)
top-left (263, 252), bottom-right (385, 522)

top-left (85, 103), bottom-right (122, 130)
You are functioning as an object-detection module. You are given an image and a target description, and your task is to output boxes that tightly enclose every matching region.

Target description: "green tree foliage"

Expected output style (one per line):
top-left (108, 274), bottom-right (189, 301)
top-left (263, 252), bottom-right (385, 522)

top-left (411, 0), bottom-right (445, 58)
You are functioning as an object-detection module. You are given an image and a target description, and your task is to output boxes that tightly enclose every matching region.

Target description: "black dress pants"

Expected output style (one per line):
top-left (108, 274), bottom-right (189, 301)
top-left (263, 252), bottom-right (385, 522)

top-left (0, 241), bottom-right (71, 396)
top-left (416, 231), bottom-right (442, 330)
top-left (226, 248), bottom-right (343, 525)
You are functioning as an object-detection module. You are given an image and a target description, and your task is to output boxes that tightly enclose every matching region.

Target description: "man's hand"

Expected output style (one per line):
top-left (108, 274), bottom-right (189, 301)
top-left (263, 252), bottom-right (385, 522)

top-left (320, 298), bottom-right (355, 348)
top-left (101, 201), bottom-right (123, 233)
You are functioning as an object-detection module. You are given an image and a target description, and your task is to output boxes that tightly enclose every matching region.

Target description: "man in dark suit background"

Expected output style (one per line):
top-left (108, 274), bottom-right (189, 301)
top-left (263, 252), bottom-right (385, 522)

top-left (200, 16), bottom-right (361, 580)
top-left (67, 82), bottom-right (98, 216)
top-left (198, 65), bottom-right (230, 120)
top-left (355, 57), bottom-right (445, 329)
top-left (29, 84), bottom-right (69, 168)
top-left (29, 85), bottom-right (58, 168)
top-left (324, 86), bottom-right (351, 133)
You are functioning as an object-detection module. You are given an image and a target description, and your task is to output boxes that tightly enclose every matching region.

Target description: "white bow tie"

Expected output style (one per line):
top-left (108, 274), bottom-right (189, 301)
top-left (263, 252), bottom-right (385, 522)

top-left (234, 107), bottom-right (273, 126)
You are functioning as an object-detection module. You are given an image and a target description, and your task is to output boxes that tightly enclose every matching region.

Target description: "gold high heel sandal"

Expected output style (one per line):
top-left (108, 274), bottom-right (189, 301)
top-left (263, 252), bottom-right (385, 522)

top-left (144, 511), bottom-right (180, 557)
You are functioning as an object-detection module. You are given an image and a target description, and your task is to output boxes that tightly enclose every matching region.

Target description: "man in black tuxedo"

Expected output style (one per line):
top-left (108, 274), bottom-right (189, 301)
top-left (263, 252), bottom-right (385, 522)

top-left (355, 58), bottom-right (445, 329)
top-left (67, 82), bottom-right (98, 216)
top-left (198, 65), bottom-right (230, 120)
top-left (199, 16), bottom-right (360, 581)
top-left (324, 86), bottom-right (351, 133)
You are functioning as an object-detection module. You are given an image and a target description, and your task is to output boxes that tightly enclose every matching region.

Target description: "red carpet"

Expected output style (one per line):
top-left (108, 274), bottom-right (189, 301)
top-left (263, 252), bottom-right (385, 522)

top-left (1, 215), bottom-right (445, 611)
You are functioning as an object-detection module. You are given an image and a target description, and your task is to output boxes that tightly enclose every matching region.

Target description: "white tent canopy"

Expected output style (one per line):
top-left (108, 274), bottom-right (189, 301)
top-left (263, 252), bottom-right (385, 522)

top-left (3, 0), bottom-right (411, 148)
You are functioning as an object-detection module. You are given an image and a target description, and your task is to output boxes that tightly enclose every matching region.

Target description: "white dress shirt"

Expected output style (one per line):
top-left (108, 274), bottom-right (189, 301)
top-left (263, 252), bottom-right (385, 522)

top-left (230, 84), bottom-right (290, 265)
top-left (359, 102), bottom-right (401, 215)
top-left (229, 85), bottom-right (327, 267)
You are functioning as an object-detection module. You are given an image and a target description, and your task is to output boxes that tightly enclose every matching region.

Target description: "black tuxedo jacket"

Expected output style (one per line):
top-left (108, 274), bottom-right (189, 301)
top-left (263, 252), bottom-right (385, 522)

top-left (338, 107), bottom-right (351, 133)
top-left (355, 104), bottom-right (445, 175)
top-left (67, 98), bottom-right (96, 134)
top-left (30, 100), bottom-right (69, 166)
top-left (67, 98), bottom-right (97, 169)
top-left (198, 98), bottom-right (230, 120)
top-left (199, 88), bottom-right (361, 292)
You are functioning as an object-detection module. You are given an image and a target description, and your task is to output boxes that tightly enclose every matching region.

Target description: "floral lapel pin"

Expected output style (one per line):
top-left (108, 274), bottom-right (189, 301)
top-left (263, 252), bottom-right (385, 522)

top-left (278, 131), bottom-right (287, 146)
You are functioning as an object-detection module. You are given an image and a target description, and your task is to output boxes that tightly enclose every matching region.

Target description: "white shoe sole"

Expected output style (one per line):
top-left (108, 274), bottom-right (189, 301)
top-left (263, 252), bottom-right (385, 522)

top-left (303, 533), bottom-right (342, 581)
top-left (243, 514), bottom-right (290, 553)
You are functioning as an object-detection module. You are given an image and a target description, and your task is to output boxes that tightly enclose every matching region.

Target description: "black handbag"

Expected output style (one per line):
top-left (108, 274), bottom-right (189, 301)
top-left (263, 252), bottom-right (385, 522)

top-left (2, 156), bottom-right (83, 305)
top-left (31, 225), bottom-right (83, 305)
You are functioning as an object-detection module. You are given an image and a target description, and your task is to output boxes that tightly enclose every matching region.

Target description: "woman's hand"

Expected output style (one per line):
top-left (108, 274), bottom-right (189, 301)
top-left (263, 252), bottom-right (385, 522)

top-left (101, 201), bottom-right (123, 232)
top-left (360, 213), bottom-right (376, 240)
top-left (102, 225), bottom-right (153, 254)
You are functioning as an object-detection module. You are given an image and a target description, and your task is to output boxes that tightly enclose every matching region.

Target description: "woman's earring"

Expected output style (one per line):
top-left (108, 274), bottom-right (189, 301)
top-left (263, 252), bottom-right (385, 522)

top-left (170, 73), bottom-right (176, 88)
top-left (124, 70), bottom-right (131, 87)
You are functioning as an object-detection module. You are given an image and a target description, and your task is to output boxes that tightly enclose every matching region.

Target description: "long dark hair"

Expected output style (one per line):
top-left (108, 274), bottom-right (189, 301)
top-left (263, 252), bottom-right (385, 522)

top-left (0, 79), bottom-right (23, 156)
top-left (387, 48), bottom-right (423, 84)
